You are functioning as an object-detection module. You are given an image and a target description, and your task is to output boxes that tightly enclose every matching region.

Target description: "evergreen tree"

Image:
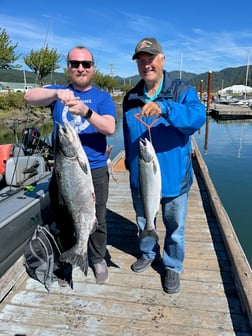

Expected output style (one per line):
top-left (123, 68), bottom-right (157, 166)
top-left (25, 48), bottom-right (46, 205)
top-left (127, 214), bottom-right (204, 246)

top-left (0, 28), bottom-right (19, 69)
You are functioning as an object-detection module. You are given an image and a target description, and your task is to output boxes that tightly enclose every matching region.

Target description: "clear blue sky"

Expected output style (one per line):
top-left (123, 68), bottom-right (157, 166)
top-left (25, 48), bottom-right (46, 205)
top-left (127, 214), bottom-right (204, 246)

top-left (1, 0), bottom-right (252, 78)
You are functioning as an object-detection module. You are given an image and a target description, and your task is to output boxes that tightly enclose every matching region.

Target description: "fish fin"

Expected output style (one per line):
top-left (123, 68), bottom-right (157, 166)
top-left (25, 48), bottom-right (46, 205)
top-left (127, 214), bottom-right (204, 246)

top-left (54, 263), bottom-right (73, 289)
top-left (141, 228), bottom-right (159, 241)
top-left (60, 250), bottom-right (89, 276)
top-left (77, 157), bottom-right (88, 174)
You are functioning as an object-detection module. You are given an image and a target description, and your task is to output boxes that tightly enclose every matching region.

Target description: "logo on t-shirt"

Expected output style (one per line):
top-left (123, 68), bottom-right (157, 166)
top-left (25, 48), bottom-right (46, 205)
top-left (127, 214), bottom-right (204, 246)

top-left (62, 103), bottom-right (89, 133)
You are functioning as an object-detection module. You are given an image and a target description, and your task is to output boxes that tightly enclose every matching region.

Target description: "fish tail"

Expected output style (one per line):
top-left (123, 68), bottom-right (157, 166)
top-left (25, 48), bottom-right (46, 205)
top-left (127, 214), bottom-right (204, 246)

top-left (60, 249), bottom-right (89, 276)
top-left (141, 228), bottom-right (159, 241)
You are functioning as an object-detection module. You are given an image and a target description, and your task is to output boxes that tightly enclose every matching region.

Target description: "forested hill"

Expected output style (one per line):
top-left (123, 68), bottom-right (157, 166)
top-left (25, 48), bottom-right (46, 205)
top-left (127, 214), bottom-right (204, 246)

top-left (0, 64), bottom-right (251, 92)
top-left (117, 65), bottom-right (251, 91)
top-left (0, 69), bottom-right (68, 86)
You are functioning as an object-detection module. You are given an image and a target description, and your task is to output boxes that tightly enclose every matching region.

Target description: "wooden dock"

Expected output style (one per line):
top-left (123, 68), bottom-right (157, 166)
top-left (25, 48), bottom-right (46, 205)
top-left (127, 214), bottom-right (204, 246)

top-left (0, 140), bottom-right (252, 336)
top-left (210, 103), bottom-right (252, 120)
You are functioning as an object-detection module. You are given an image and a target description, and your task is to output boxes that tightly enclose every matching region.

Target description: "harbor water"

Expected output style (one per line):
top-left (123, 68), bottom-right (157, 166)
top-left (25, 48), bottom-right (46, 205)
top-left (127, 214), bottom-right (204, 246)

top-left (194, 116), bottom-right (252, 268)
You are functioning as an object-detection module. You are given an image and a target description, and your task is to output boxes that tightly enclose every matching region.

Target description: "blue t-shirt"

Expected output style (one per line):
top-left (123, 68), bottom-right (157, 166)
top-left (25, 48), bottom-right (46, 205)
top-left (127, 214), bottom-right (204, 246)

top-left (48, 84), bottom-right (116, 169)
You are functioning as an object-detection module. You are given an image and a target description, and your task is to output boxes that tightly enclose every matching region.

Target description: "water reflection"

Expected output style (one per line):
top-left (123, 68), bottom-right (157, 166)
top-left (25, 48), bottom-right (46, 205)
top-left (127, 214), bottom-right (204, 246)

top-left (107, 106), bottom-right (124, 159)
top-left (201, 116), bottom-right (252, 159)
top-left (195, 117), bottom-right (252, 267)
top-left (0, 119), bottom-right (53, 145)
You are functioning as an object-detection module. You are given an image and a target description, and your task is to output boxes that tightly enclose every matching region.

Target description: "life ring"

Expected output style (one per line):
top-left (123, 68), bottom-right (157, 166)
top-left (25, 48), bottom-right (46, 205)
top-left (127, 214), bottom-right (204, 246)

top-left (0, 144), bottom-right (12, 175)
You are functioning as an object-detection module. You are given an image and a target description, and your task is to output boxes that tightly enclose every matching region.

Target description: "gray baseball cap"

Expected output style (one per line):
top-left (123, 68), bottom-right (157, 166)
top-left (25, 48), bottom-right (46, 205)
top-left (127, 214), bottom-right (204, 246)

top-left (132, 37), bottom-right (163, 60)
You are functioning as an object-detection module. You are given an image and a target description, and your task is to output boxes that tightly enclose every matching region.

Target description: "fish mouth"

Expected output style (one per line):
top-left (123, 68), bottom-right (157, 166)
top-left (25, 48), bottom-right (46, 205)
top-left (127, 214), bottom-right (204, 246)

top-left (56, 122), bottom-right (83, 159)
top-left (57, 122), bottom-right (68, 134)
top-left (139, 138), bottom-right (155, 162)
top-left (58, 122), bottom-right (75, 141)
top-left (139, 138), bottom-right (148, 147)
top-left (139, 137), bottom-right (152, 146)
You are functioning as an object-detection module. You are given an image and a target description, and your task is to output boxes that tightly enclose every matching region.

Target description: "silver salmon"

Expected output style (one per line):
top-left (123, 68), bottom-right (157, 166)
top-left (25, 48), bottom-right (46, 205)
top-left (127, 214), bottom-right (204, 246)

top-left (54, 122), bottom-right (97, 275)
top-left (139, 138), bottom-right (161, 241)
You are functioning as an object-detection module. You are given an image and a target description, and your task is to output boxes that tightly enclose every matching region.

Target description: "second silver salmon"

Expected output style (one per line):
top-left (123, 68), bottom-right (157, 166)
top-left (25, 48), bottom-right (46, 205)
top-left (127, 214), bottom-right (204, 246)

top-left (138, 138), bottom-right (161, 241)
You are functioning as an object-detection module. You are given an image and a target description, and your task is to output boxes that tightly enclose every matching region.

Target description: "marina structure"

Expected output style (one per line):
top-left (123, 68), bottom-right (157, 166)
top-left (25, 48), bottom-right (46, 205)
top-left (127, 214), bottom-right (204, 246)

top-left (0, 140), bottom-right (251, 335)
top-left (210, 103), bottom-right (252, 120)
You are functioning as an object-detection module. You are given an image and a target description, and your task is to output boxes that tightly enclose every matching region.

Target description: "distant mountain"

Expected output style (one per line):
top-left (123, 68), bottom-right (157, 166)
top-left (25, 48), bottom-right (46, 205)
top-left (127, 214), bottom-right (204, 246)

top-left (0, 69), bottom-right (68, 86)
top-left (115, 70), bottom-right (197, 87)
top-left (0, 65), bottom-right (251, 92)
top-left (189, 65), bottom-right (251, 92)
top-left (120, 66), bottom-right (251, 92)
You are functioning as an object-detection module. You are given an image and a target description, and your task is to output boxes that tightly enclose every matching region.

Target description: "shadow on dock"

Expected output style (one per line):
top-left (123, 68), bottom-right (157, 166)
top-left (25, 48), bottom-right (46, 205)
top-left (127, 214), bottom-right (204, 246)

top-left (106, 208), bottom-right (139, 257)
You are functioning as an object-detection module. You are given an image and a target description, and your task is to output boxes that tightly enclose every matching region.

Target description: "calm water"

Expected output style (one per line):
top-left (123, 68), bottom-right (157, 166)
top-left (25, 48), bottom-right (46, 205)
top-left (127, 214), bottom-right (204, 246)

top-left (194, 117), bottom-right (252, 268)
top-left (0, 120), bottom-right (53, 145)
top-left (1, 110), bottom-right (251, 268)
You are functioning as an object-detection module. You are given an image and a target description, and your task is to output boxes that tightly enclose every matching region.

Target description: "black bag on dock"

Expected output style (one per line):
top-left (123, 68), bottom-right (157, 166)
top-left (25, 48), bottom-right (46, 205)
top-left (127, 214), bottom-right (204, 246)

top-left (23, 225), bottom-right (62, 291)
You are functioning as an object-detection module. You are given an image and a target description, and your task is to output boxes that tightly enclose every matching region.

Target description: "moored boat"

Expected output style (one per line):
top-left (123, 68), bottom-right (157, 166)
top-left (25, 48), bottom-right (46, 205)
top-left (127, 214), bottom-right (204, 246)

top-left (0, 126), bottom-right (54, 278)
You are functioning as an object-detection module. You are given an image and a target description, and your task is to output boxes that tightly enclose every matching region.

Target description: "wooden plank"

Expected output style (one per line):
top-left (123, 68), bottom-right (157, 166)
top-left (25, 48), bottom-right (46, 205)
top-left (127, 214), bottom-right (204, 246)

top-left (1, 270), bottom-right (249, 333)
top-left (0, 256), bottom-right (26, 301)
top-left (0, 147), bottom-right (251, 335)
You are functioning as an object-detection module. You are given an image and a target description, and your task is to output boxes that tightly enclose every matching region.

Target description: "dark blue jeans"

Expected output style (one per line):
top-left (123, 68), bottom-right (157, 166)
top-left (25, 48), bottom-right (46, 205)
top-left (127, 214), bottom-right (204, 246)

top-left (131, 190), bottom-right (188, 272)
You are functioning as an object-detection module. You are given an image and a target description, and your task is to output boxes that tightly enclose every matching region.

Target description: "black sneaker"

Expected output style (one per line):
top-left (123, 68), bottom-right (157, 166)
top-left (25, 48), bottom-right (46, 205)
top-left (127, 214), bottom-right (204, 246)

top-left (164, 269), bottom-right (180, 294)
top-left (131, 256), bottom-right (154, 273)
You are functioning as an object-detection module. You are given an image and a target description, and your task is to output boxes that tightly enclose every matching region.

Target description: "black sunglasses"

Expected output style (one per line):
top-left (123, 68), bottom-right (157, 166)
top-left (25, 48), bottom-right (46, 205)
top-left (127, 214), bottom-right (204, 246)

top-left (68, 60), bottom-right (94, 69)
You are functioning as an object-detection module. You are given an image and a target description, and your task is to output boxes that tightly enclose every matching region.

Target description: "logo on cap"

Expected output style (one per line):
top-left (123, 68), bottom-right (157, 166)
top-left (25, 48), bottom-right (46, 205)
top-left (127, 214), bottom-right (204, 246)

top-left (137, 40), bottom-right (153, 50)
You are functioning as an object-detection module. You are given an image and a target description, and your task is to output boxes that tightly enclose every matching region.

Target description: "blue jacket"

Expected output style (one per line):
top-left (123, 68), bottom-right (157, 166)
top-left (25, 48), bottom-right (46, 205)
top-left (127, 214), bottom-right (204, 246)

top-left (122, 70), bottom-right (206, 197)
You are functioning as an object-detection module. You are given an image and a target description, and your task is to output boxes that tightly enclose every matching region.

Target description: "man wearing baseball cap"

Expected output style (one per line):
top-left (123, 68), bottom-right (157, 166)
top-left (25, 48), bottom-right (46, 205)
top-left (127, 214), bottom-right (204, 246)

top-left (123, 37), bottom-right (206, 294)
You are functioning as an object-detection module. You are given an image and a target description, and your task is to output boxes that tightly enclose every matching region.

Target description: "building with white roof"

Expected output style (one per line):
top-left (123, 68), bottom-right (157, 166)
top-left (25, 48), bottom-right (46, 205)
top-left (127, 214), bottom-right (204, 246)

top-left (218, 85), bottom-right (252, 95)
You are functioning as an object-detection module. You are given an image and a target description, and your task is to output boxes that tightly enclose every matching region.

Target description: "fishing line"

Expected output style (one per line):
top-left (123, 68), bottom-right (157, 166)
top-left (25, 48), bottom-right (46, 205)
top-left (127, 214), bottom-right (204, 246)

top-left (7, 108), bottom-right (31, 188)
top-left (134, 113), bottom-right (161, 143)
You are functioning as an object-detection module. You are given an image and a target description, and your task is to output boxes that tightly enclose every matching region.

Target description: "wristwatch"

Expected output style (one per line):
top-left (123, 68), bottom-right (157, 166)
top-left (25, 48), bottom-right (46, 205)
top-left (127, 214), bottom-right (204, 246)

top-left (84, 108), bottom-right (93, 119)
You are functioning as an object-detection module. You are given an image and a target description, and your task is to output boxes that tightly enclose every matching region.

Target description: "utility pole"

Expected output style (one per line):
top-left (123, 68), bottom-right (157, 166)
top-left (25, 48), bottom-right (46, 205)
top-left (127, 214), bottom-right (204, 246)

top-left (110, 64), bottom-right (114, 78)
top-left (110, 64), bottom-right (114, 94)
top-left (245, 50), bottom-right (250, 100)
top-left (179, 53), bottom-right (183, 80)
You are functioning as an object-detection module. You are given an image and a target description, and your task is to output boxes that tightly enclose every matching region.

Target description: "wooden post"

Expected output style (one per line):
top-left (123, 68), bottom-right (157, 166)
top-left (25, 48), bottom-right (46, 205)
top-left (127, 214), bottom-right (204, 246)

top-left (207, 71), bottom-right (212, 112)
top-left (204, 115), bottom-right (209, 153)
top-left (199, 80), bottom-right (203, 101)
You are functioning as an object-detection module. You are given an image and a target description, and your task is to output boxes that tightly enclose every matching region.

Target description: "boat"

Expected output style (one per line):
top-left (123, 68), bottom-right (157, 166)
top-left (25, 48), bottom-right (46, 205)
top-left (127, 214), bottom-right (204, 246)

top-left (0, 125), bottom-right (54, 278)
top-left (216, 52), bottom-right (252, 108)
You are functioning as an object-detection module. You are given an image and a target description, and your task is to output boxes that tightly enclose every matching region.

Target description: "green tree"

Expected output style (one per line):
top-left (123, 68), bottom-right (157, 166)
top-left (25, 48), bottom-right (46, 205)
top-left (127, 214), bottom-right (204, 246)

top-left (94, 70), bottom-right (118, 92)
top-left (121, 84), bottom-right (133, 94)
top-left (0, 28), bottom-right (19, 69)
top-left (24, 45), bottom-right (61, 85)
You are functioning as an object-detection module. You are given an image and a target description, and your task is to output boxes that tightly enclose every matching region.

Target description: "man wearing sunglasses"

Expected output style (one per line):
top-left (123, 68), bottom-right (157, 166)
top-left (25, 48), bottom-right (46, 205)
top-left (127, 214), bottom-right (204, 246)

top-left (24, 45), bottom-right (116, 286)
